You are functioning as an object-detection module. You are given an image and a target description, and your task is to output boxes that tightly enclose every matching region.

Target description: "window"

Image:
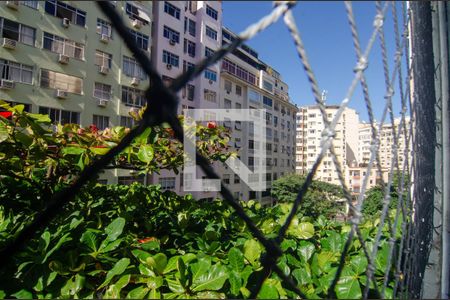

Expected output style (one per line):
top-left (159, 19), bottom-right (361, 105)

top-left (43, 32), bottom-right (85, 60)
top-left (125, 2), bottom-right (151, 24)
top-left (20, 1), bottom-right (39, 9)
top-left (234, 174), bottom-right (240, 184)
top-left (164, 2), bottom-right (180, 19)
top-left (224, 99), bottom-right (231, 109)
top-left (187, 84), bottom-right (194, 100)
top-left (159, 177), bottom-right (176, 190)
top-left (123, 56), bottom-right (147, 79)
top-left (130, 29), bottom-right (149, 50)
top-left (94, 51), bottom-right (112, 70)
top-left (263, 80), bottom-right (273, 92)
top-left (223, 174), bottom-right (230, 184)
top-left (273, 116), bottom-right (278, 127)
top-left (118, 175), bottom-right (144, 185)
top-left (92, 115), bottom-right (109, 130)
top-left (248, 140), bottom-right (254, 149)
top-left (40, 69), bottom-right (82, 94)
top-left (206, 5), bottom-right (218, 20)
top-left (205, 26), bottom-right (217, 40)
top-left (263, 96), bottom-right (273, 107)
top-left (236, 85), bottom-right (242, 96)
top-left (182, 61), bottom-right (195, 73)
top-left (44, 0), bottom-right (86, 27)
top-left (93, 82), bottom-right (111, 100)
top-left (97, 18), bottom-right (112, 38)
top-left (120, 116), bottom-right (135, 128)
top-left (38, 106), bottom-right (80, 124)
top-left (224, 80), bottom-right (232, 93)
top-left (235, 103), bottom-right (241, 109)
top-left (248, 89), bottom-right (260, 103)
top-left (0, 59), bottom-right (33, 84)
top-left (163, 26), bottom-right (180, 44)
top-left (205, 46), bottom-right (214, 57)
top-left (0, 18), bottom-right (36, 46)
top-left (121, 86), bottom-right (146, 107)
top-left (162, 50), bottom-right (179, 67)
top-left (204, 89), bottom-right (216, 102)
top-left (183, 39), bottom-right (196, 57)
top-left (188, 19), bottom-right (196, 36)
top-left (204, 69), bottom-right (217, 82)
top-left (222, 59), bottom-right (257, 85)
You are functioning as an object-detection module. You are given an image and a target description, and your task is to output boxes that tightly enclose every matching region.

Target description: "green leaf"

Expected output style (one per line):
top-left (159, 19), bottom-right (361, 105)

top-left (43, 233), bottom-right (72, 263)
top-left (228, 247), bottom-right (244, 272)
top-left (126, 286), bottom-right (149, 299)
top-left (28, 113), bottom-right (51, 123)
top-left (38, 231), bottom-right (51, 252)
top-left (228, 271), bottom-right (242, 296)
top-left (317, 251), bottom-right (337, 271)
top-left (104, 217), bottom-right (125, 241)
top-left (147, 253), bottom-right (167, 275)
top-left (166, 277), bottom-right (184, 294)
top-left (292, 266), bottom-right (312, 285)
top-left (62, 146), bottom-right (86, 155)
top-left (191, 257), bottom-right (211, 284)
top-left (137, 144), bottom-right (154, 163)
top-left (243, 239), bottom-right (261, 265)
top-left (335, 267), bottom-right (361, 299)
top-left (350, 255), bottom-right (368, 275)
top-left (80, 231), bottom-right (98, 252)
top-left (257, 281), bottom-right (279, 299)
top-left (0, 122), bottom-right (8, 143)
top-left (297, 241), bottom-right (315, 263)
top-left (191, 263), bottom-right (228, 292)
top-left (104, 274), bottom-right (130, 298)
top-left (99, 238), bottom-right (122, 253)
top-left (292, 222), bottom-right (315, 239)
top-left (164, 255), bottom-right (180, 274)
top-left (60, 274), bottom-right (85, 297)
top-left (322, 231), bottom-right (343, 253)
top-left (90, 146), bottom-right (109, 155)
top-left (11, 289), bottom-right (33, 299)
top-left (98, 258), bottom-right (130, 289)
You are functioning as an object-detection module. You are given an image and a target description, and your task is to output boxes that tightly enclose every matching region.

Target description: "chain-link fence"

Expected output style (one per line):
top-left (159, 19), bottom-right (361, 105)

top-left (0, 1), bottom-right (444, 298)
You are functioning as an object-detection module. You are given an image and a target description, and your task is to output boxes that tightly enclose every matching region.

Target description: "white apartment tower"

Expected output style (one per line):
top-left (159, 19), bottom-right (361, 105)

top-left (295, 106), bottom-right (360, 185)
top-left (219, 27), bottom-right (298, 205)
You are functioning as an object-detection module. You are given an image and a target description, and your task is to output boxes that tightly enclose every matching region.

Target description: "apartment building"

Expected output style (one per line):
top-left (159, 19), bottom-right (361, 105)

top-left (295, 105), bottom-right (360, 185)
top-left (219, 27), bottom-right (297, 205)
top-left (149, 1), bottom-right (222, 200)
top-left (0, 0), bottom-right (153, 184)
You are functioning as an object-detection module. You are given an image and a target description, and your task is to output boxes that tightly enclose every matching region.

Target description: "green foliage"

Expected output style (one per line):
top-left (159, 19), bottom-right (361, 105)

top-left (0, 183), bottom-right (400, 299)
top-left (362, 172), bottom-right (409, 219)
top-left (271, 174), bottom-right (345, 218)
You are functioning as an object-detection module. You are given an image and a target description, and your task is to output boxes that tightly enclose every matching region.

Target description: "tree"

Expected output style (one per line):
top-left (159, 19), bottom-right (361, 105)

top-left (271, 174), bottom-right (345, 218)
top-left (361, 172), bottom-right (409, 218)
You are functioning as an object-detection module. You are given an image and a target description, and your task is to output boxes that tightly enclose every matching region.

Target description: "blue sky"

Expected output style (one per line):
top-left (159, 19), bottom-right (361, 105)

top-left (222, 1), bottom-right (407, 122)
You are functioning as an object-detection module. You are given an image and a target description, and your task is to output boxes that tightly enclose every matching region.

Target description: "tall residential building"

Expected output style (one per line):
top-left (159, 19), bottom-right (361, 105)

top-left (219, 27), bottom-right (298, 205)
top-left (149, 1), bottom-right (223, 200)
top-left (0, 0), bottom-right (153, 184)
top-left (295, 106), bottom-right (360, 185)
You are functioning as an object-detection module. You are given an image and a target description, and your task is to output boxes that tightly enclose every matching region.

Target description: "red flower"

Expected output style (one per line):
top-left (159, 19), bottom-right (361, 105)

top-left (0, 111), bottom-right (12, 119)
top-left (77, 128), bottom-right (85, 135)
top-left (165, 128), bottom-right (175, 137)
top-left (94, 145), bottom-right (107, 148)
top-left (89, 124), bottom-right (99, 133)
top-left (138, 237), bottom-right (157, 244)
top-left (207, 121), bottom-right (217, 129)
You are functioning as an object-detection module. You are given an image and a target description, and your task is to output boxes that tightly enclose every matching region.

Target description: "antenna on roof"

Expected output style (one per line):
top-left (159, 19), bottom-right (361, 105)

top-left (321, 90), bottom-right (328, 102)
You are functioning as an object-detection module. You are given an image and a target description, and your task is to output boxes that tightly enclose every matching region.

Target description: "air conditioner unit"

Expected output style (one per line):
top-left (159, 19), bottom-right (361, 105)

top-left (99, 65), bottom-right (109, 75)
top-left (169, 39), bottom-right (176, 46)
top-left (6, 1), bottom-right (19, 10)
top-left (58, 53), bottom-right (69, 64)
top-left (55, 89), bottom-right (68, 99)
top-left (100, 34), bottom-right (110, 43)
top-left (2, 38), bottom-right (17, 50)
top-left (0, 79), bottom-right (15, 89)
top-left (166, 64), bottom-right (172, 70)
top-left (97, 99), bottom-right (108, 107)
top-left (62, 18), bottom-right (70, 28)
top-left (131, 77), bottom-right (140, 86)
top-left (132, 19), bottom-right (142, 29)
